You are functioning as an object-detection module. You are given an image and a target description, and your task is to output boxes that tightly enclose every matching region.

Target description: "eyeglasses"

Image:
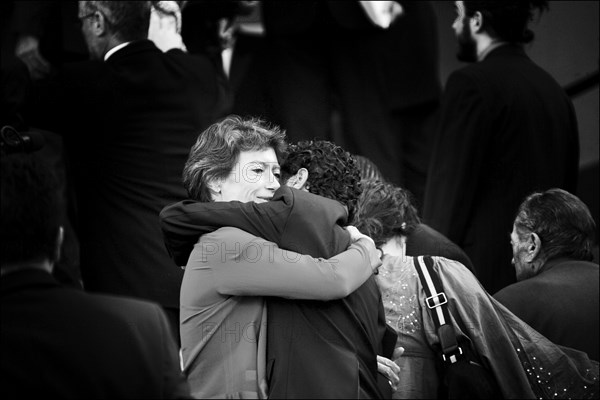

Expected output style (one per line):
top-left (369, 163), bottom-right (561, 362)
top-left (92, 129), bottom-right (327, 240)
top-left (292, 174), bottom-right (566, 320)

top-left (78, 12), bottom-right (96, 21)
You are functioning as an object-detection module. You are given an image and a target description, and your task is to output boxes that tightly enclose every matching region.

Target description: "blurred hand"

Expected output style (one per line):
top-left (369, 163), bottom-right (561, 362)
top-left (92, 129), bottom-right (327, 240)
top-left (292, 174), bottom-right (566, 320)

top-left (148, 3), bottom-right (187, 52)
top-left (15, 35), bottom-right (51, 80)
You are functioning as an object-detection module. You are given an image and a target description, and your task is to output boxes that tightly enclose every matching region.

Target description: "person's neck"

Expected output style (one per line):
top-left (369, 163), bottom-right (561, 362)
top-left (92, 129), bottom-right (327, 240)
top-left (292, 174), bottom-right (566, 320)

top-left (1, 259), bottom-right (53, 277)
top-left (477, 37), bottom-right (508, 62)
top-left (380, 235), bottom-right (406, 257)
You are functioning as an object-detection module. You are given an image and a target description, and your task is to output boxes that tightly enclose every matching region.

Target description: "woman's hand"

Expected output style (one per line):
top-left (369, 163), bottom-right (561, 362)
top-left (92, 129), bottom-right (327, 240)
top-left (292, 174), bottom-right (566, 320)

top-left (378, 347), bottom-right (404, 392)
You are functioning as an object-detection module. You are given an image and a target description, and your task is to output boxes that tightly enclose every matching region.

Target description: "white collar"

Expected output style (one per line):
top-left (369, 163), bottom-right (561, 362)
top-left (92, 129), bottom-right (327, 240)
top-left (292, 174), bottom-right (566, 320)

top-left (104, 42), bottom-right (131, 61)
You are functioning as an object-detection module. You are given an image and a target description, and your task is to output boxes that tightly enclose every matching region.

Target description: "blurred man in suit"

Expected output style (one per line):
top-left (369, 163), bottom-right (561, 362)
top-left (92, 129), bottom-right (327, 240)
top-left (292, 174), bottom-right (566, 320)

top-left (1, 153), bottom-right (190, 399)
top-left (28, 1), bottom-right (230, 338)
top-left (423, 1), bottom-right (579, 294)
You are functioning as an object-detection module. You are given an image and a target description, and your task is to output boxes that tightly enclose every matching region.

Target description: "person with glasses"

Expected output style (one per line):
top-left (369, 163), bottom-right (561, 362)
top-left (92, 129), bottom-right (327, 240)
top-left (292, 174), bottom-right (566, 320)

top-left (27, 0), bottom-right (231, 342)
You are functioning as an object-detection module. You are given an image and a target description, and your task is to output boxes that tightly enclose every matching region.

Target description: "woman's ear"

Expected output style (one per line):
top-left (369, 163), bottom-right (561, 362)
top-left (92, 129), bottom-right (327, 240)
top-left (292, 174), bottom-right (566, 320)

top-left (207, 179), bottom-right (222, 200)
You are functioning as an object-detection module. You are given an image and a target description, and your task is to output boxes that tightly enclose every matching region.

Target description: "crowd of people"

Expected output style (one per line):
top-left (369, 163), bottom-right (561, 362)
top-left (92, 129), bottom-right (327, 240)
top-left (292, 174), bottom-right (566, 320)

top-left (1, 1), bottom-right (598, 399)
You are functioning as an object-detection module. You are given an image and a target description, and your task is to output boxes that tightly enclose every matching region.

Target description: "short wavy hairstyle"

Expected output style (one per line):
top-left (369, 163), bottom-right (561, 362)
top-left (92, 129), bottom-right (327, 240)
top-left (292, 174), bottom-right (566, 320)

top-left (352, 180), bottom-right (420, 247)
top-left (514, 188), bottom-right (596, 262)
top-left (183, 115), bottom-right (287, 202)
top-left (280, 140), bottom-right (362, 220)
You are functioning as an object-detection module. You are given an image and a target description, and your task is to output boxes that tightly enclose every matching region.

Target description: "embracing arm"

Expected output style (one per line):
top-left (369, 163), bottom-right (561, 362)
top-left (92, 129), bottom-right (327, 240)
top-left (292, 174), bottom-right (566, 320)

top-left (160, 196), bottom-right (288, 266)
top-left (199, 227), bottom-right (380, 300)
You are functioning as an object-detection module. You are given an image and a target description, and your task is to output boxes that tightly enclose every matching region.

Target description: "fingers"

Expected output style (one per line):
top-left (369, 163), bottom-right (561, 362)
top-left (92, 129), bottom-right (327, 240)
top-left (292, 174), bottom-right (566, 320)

top-left (344, 225), bottom-right (376, 246)
top-left (377, 355), bottom-right (400, 391)
top-left (392, 346), bottom-right (405, 360)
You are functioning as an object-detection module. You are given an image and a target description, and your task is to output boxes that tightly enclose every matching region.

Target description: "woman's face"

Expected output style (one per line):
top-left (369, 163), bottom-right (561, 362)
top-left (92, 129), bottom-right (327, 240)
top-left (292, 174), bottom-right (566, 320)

top-left (214, 148), bottom-right (281, 203)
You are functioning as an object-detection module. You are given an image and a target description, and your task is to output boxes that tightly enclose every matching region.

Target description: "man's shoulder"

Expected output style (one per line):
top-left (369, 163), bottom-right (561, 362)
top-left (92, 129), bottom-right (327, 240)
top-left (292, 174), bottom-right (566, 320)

top-left (83, 291), bottom-right (165, 321)
top-left (286, 187), bottom-right (346, 215)
top-left (493, 277), bottom-right (541, 304)
top-left (200, 226), bottom-right (261, 243)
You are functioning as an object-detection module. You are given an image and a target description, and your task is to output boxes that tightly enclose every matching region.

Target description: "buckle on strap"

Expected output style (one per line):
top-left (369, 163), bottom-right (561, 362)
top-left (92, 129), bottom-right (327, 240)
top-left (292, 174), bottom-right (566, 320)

top-left (442, 346), bottom-right (463, 364)
top-left (438, 324), bottom-right (462, 364)
top-left (426, 292), bottom-right (448, 309)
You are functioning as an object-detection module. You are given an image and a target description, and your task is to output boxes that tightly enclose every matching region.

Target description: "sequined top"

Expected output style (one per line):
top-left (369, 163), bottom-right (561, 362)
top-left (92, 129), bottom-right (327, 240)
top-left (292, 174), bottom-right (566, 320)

top-left (376, 255), bottom-right (599, 399)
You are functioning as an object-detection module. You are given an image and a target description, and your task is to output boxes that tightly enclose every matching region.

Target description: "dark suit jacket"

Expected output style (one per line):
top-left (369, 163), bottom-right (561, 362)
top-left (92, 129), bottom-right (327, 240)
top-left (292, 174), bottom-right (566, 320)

top-left (407, 223), bottom-right (475, 274)
top-left (494, 258), bottom-right (599, 361)
top-left (161, 186), bottom-right (393, 398)
top-left (378, 1), bottom-right (441, 111)
top-left (423, 45), bottom-right (579, 294)
top-left (262, 1), bottom-right (374, 34)
top-left (30, 40), bottom-right (230, 309)
top-left (1, 269), bottom-right (189, 398)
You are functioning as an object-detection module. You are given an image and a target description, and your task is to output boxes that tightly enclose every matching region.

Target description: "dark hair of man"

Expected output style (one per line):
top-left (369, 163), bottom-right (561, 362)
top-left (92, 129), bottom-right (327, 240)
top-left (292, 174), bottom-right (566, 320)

top-left (280, 140), bottom-right (362, 221)
top-left (183, 115), bottom-right (287, 202)
top-left (463, 1), bottom-right (549, 44)
top-left (352, 180), bottom-right (420, 247)
top-left (1, 154), bottom-right (62, 265)
top-left (514, 188), bottom-right (596, 262)
top-left (82, 1), bottom-right (151, 42)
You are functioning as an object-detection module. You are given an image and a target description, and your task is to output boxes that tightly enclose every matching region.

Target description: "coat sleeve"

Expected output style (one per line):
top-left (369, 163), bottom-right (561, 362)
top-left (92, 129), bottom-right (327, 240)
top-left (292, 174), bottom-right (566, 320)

top-left (159, 198), bottom-right (289, 267)
top-left (198, 228), bottom-right (379, 300)
top-left (422, 70), bottom-right (490, 244)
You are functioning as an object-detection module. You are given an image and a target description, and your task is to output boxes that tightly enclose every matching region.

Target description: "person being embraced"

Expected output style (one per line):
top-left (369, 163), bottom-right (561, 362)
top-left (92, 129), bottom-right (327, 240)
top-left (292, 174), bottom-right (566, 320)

top-left (163, 117), bottom-right (383, 399)
top-left (352, 179), bottom-right (599, 399)
top-left (354, 179), bottom-right (475, 273)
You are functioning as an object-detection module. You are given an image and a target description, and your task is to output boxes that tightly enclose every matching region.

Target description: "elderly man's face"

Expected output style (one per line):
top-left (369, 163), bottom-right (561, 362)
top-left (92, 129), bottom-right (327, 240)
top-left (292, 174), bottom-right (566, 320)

top-left (510, 224), bottom-right (535, 281)
top-left (78, 3), bottom-right (103, 60)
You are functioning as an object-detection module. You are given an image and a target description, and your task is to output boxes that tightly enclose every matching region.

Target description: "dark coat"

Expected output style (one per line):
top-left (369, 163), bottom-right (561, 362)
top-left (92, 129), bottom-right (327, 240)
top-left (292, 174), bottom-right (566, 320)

top-left (0, 270), bottom-right (189, 398)
top-left (423, 45), bottom-right (579, 294)
top-left (407, 223), bottom-right (475, 274)
top-left (160, 186), bottom-right (393, 398)
top-left (494, 258), bottom-right (599, 361)
top-left (30, 40), bottom-right (230, 309)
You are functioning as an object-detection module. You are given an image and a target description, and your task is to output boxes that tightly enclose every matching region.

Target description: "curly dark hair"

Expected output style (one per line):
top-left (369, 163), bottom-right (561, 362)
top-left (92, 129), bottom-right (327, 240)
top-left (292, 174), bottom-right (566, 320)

top-left (281, 140), bottom-right (362, 220)
top-left (352, 180), bottom-right (420, 247)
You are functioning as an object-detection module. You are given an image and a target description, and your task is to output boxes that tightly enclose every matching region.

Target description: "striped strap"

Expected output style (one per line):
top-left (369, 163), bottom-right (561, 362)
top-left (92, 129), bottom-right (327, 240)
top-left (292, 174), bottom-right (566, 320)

top-left (413, 256), bottom-right (462, 363)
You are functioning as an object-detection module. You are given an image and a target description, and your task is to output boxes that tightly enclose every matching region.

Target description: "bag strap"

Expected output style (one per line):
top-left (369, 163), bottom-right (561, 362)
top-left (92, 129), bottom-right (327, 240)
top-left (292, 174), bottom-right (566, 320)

top-left (413, 256), bottom-right (463, 364)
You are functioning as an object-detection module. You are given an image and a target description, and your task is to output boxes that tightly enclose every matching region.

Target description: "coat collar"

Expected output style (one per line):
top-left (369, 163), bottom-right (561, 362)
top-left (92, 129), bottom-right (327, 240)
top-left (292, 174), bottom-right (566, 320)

top-left (483, 43), bottom-right (527, 61)
top-left (1, 269), bottom-right (60, 296)
top-left (105, 40), bottom-right (160, 64)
